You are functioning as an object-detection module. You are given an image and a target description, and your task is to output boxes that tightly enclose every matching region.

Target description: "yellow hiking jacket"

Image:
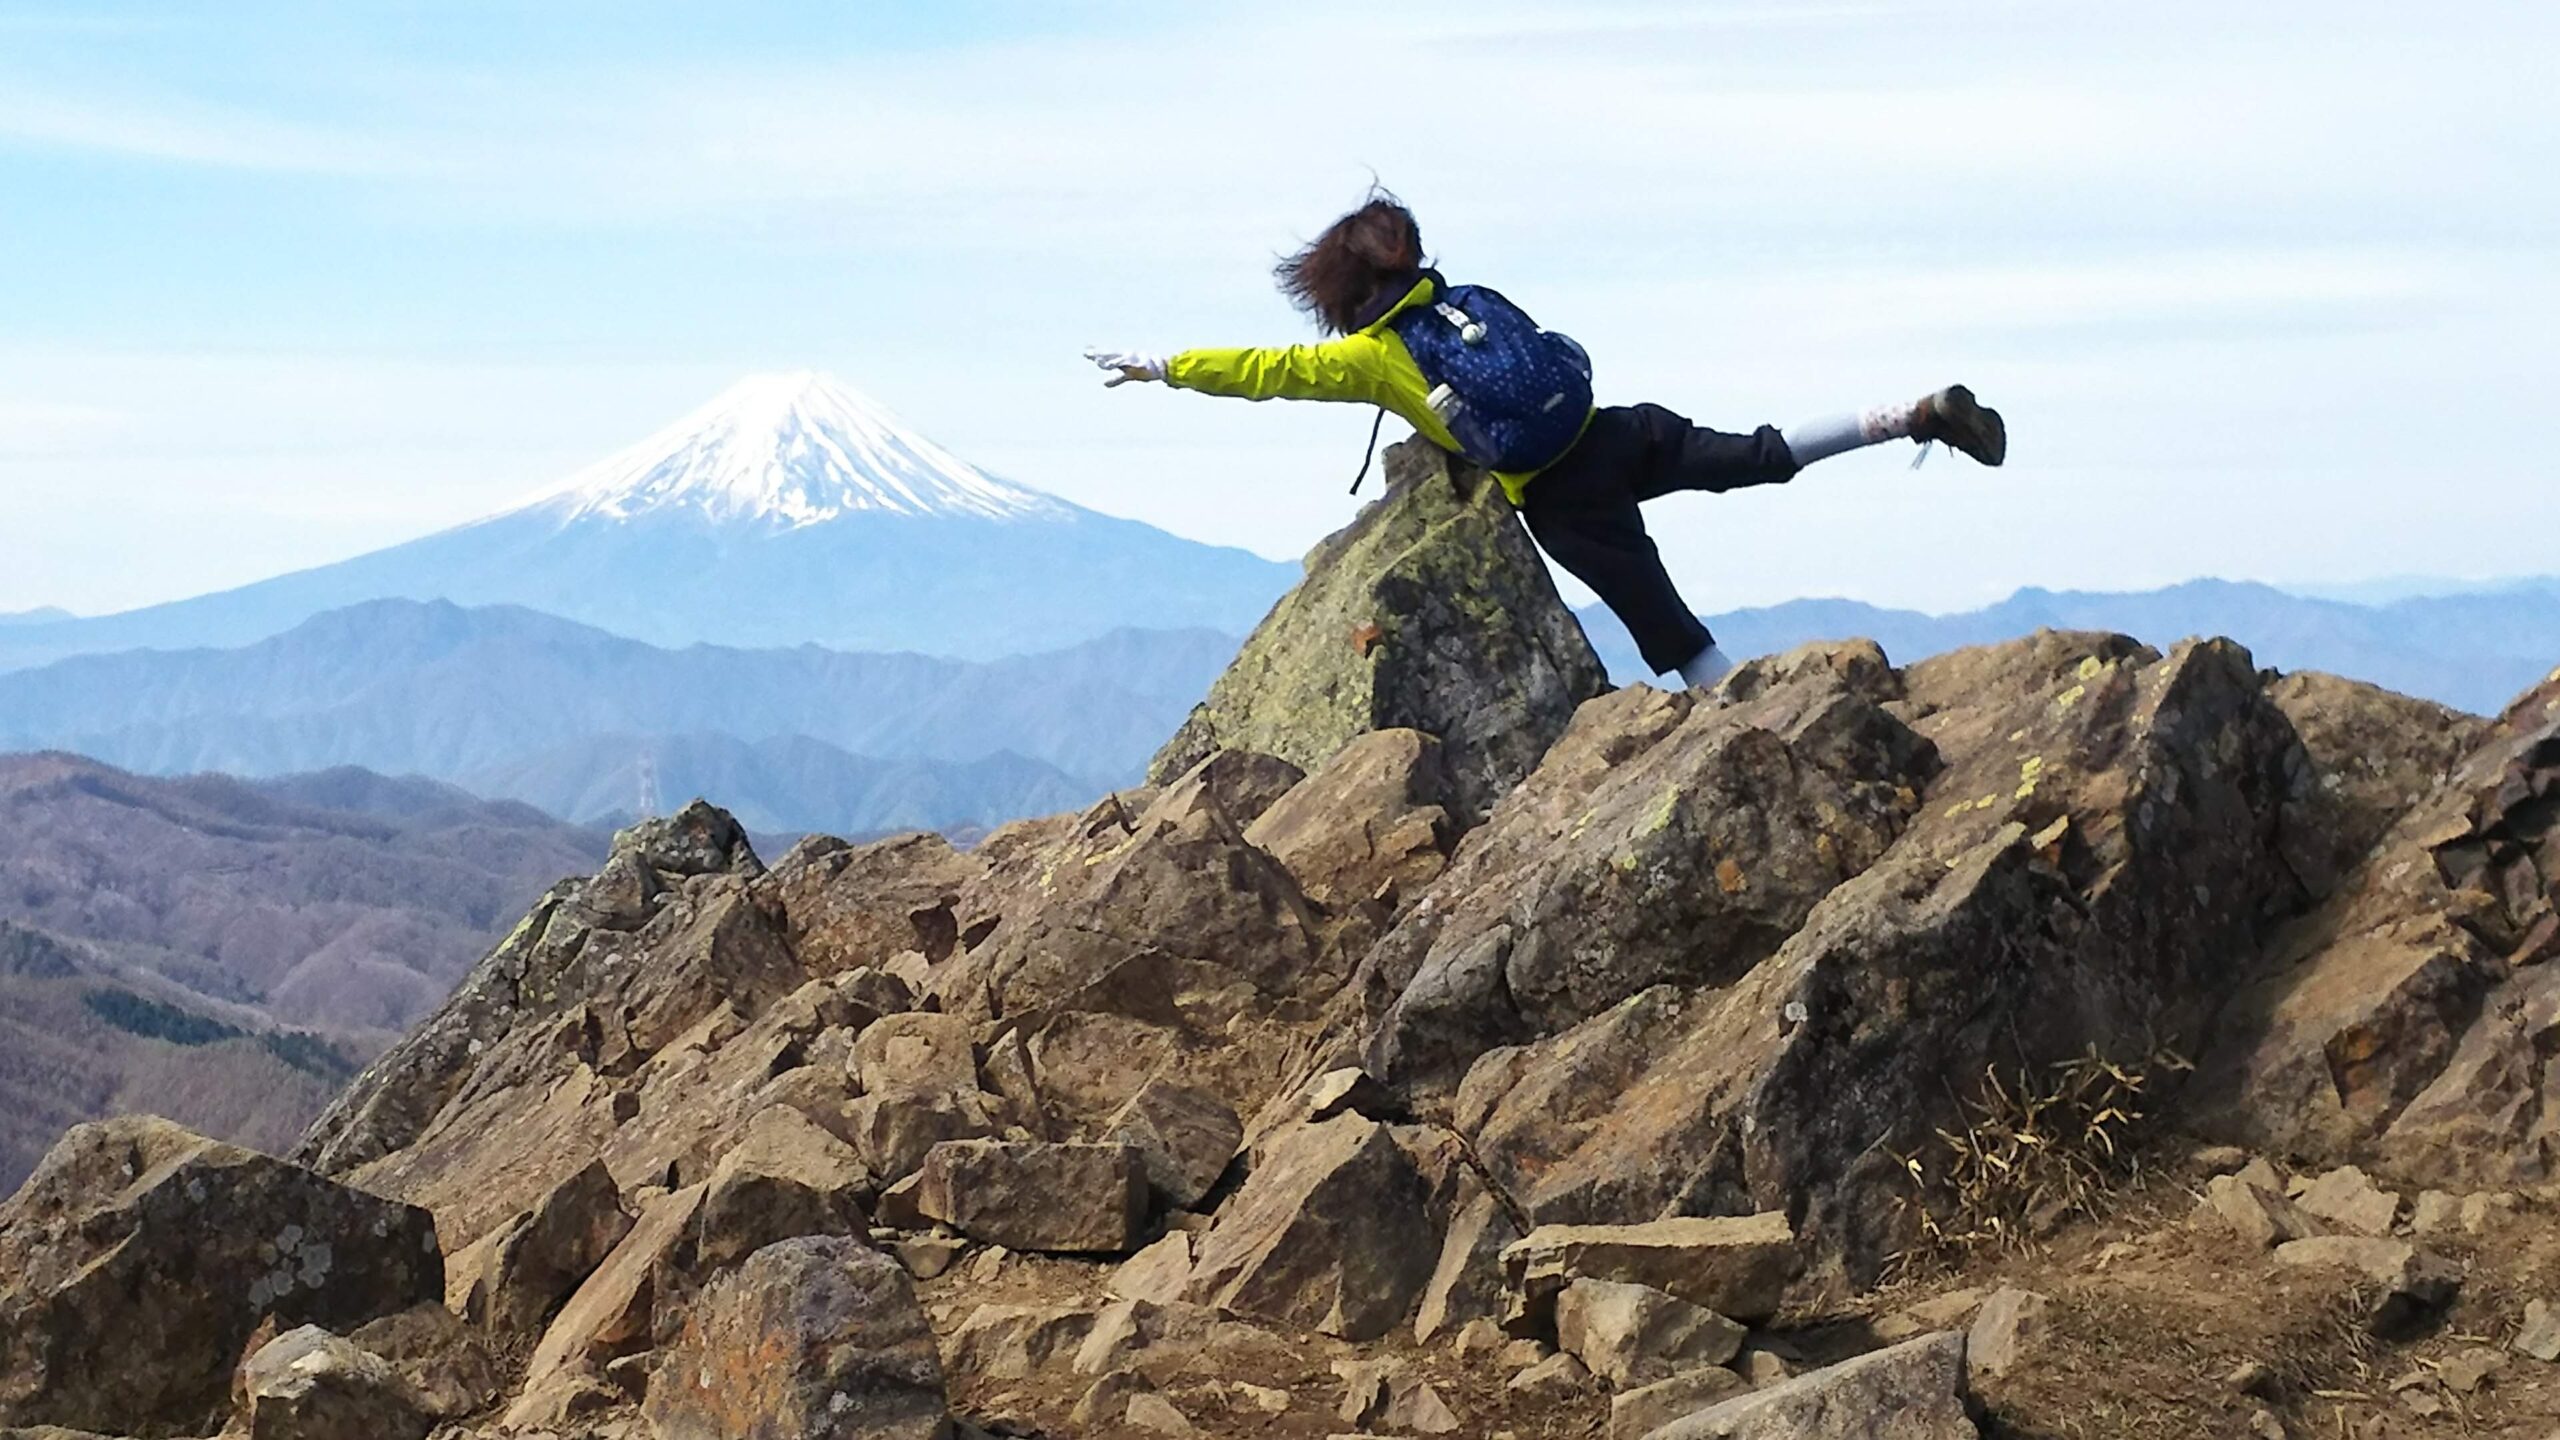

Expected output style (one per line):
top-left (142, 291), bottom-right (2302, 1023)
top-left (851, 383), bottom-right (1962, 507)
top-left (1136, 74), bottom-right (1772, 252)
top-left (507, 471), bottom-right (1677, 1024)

top-left (1163, 275), bottom-right (1588, 505)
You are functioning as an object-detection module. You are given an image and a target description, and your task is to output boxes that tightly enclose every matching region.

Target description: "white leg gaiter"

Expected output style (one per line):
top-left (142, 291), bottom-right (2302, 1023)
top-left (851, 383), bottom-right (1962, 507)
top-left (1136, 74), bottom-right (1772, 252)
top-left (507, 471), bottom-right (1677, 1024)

top-left (1676, 644), bottom-right (1734, 691)
top-left (1782, 399), bottom-right (1921, 466)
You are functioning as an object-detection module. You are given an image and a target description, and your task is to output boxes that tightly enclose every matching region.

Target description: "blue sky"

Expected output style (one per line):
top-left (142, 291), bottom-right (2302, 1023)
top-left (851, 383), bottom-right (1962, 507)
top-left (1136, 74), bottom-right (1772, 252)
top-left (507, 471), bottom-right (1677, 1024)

top-left (2, 1), bottom-right (2555, 619)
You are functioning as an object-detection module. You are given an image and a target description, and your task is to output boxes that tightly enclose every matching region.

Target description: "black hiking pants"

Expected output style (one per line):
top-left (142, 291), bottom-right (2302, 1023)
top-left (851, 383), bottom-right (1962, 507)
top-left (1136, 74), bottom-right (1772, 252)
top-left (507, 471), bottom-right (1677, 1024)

top-left (1516, 403), bottom-right (1800, 676)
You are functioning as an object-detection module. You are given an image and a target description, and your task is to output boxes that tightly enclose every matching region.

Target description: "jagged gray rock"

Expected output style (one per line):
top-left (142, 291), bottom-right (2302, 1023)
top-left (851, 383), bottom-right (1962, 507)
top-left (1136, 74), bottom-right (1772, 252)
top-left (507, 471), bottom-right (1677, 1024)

top-left (2204, 667), bottom-right (2560, 1178)
top-left (1442, 636), bottom-right (2321, 1283)
top-left (344, 1304), bottom-right (503, 1422)
top-left (690, 1105), bottom-right (872, 1267)
top-left (448, 1157), bottom-right (631, 1335)
top-left (24, 599), bottom-right (2560, 1437)
top-left (1244, 727), bottom-right (1456, 912)
top-left (929, 779), bottom-right (1339, 1042)
top-left (645, 1236), bottom-right (947, 1440)
top-left (1107, 1078), bottom-right (1244, 1211)
top-left (2265, 670), bottom-right (2487, 888)
top-left (769, 830), bottom-right (978, 979)
top-left (1186, 1114), bottom-right (1435, 1341)
top-left (1556, 1277), bottom-right (1747, 1388)
top-left (294, 800), bottom-right (765, 1178)
top-left (1415, 1182), bottom-right (1521, 1343)
top-left (235, 1326), bottom-right (435, 1440)
top-left (1357, 654), bottom-right (1933, 1095)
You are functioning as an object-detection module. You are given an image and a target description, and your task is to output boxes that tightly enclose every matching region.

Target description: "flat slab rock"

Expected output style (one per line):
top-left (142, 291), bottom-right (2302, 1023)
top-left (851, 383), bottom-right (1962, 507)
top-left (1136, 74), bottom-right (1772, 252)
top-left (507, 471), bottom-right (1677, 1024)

top-left (1641, 1332), bottom-right (1977, 1440)
top-left (1557, 1277), bottom-right (1745, 1389)
top-left (1612, 1368), bottom-right (1750, 1440)
top-left (917, 1139), bottom-right (1146, 1254)
top-left (1505, 1214), bottom-right (1798, 1328)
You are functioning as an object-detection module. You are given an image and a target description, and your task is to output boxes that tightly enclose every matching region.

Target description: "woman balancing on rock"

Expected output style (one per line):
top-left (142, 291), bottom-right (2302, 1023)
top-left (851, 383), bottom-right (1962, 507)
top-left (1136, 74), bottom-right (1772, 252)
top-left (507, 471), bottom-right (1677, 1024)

top-left (1086, 191), bottom-right (2006, 691)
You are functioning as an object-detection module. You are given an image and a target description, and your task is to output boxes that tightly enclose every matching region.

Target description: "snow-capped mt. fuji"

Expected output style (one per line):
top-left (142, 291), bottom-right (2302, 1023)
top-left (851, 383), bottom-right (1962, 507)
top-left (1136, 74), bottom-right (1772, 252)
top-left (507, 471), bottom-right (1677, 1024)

top-left (535, 371), bottom-right (1067, 528)
top-left (0, 374), bottom-right (1295, 667)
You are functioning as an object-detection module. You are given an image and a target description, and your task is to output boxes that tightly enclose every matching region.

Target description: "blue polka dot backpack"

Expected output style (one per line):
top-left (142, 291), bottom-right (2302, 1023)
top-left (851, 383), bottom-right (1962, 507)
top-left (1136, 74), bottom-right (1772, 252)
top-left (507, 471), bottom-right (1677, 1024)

top-left (1363, 270), bottom-right (1592, 491)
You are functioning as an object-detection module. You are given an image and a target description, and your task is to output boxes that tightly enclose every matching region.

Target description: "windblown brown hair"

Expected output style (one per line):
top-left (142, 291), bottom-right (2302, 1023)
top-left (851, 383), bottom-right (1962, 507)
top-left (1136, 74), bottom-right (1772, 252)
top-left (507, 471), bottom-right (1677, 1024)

top-left (1274, 190), bottom-right (1425, 335)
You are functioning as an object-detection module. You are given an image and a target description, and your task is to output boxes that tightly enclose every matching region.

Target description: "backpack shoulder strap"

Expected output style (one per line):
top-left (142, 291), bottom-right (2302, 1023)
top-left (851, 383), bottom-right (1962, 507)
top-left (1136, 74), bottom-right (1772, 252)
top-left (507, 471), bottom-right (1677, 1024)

top-left (1347, 406), bottom-right (1390, 495)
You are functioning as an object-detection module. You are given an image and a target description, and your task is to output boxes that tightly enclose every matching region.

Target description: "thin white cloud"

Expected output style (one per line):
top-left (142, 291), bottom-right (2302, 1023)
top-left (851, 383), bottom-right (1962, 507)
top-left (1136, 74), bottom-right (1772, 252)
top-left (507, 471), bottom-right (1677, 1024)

top-left (1631, 249), bottom-right (2461, 342)
top-left (0, 398), bottom-right (122, 454)
top-left (0, 83), bottom-right (389, 172)
top-left (0, 10), bottom-right (182, 36)
top-left (293, 0), bottom-right (2536, 249)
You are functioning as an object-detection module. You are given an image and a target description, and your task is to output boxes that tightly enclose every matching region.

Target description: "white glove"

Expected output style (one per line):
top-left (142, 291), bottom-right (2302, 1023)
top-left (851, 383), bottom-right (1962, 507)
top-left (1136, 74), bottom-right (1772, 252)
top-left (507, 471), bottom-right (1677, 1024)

top-left (1084, 348), bottom-right (1167, 387)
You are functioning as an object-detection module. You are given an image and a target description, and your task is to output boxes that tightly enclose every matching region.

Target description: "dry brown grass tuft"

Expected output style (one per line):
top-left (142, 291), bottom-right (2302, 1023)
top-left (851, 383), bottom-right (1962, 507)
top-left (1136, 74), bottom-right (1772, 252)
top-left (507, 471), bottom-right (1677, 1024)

top-left (1889, 1045), bottom-right (2187, 1279)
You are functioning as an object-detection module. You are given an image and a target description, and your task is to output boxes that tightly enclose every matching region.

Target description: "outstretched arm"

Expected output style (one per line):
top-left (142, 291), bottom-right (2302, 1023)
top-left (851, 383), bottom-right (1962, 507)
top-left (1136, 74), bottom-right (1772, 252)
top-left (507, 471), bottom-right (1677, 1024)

top-left (1085, 336), bottom-right (1392, 406)
top-left (1166, 339), bottom-right (1390, 405)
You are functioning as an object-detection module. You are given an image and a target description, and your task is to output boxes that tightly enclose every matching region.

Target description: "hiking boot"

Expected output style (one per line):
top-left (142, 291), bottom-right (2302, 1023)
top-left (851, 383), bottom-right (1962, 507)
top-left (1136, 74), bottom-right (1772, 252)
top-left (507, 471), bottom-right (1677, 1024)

top-left (1913, 385), bottom-right (2006, 466)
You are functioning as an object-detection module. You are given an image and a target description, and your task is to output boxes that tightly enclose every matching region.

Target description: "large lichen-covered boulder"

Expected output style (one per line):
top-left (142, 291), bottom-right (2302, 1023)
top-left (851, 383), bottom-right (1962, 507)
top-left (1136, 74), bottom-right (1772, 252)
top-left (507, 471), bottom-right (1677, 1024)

top-left (0, 1115), bottom-right (442, 1438)
top-left (1149, 438), bottom-right (1608, 825)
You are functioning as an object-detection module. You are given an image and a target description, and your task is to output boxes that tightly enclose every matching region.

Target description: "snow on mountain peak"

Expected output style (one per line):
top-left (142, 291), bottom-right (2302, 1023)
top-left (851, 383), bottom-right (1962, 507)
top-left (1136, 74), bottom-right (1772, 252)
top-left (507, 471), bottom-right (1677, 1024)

top-left (533, 371), bottom-right (1068, 528)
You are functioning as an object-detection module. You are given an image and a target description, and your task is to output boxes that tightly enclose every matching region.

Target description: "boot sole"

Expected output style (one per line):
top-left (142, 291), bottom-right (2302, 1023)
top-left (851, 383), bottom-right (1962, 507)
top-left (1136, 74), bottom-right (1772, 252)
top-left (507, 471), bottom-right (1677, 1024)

top-left (1936, 384), bottom-right (2007, 467)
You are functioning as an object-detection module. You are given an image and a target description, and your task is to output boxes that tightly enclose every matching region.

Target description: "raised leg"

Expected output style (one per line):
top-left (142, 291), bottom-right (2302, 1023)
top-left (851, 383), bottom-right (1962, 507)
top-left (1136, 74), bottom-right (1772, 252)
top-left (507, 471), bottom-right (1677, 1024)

top-left (1783, 386), bottom-right (2007, 468)
top-left (1518, 478), bottom-right (1715, 679)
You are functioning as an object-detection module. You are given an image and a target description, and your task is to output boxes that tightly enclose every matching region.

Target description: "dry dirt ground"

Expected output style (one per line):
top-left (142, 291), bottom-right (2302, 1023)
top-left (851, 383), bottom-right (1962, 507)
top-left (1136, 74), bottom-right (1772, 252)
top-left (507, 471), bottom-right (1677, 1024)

top-left (906, 1139), bottom-right (2560, 1440)
top-left (1886, 1149), bottom-right (2560, 1440)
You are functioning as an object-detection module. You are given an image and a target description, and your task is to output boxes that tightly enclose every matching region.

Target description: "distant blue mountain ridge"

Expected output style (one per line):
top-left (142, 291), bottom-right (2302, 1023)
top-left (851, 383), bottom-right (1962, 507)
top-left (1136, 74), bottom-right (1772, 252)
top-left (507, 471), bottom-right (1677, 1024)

top-left (1580, 577), bottom-right (2560, 716)
top-left (2, 571), bottom-right (2554, 845)
top-left (0, 600), bottom-right (1241, 837)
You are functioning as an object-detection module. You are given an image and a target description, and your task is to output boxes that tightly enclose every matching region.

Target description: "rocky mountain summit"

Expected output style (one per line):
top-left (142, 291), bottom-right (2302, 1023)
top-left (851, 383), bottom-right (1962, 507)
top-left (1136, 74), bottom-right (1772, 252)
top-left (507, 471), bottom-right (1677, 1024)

top-left (8, 439), bottom-right (2560, 1438)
